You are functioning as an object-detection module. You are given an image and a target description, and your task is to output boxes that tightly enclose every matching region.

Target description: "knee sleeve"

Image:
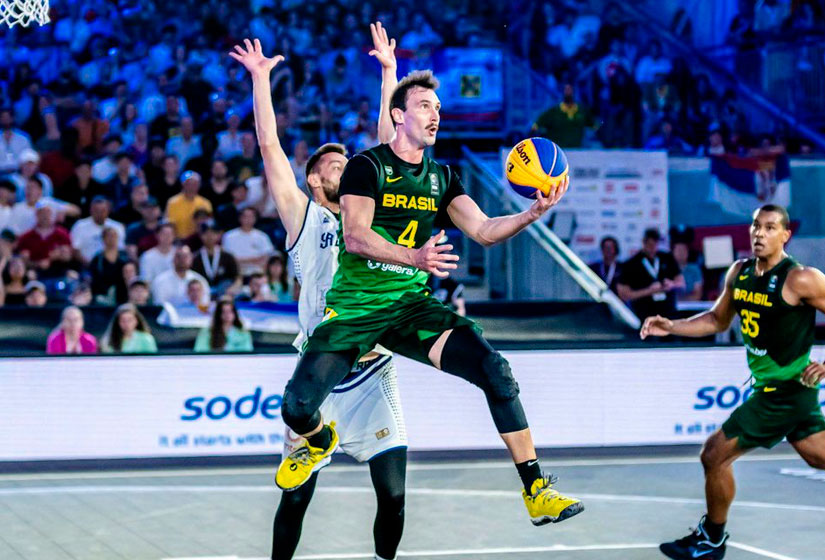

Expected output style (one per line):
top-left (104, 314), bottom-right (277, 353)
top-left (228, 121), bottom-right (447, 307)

top-left (480, 351), bottom-right (520, 401)
top-left (281, 384), bottom-right (322, 435)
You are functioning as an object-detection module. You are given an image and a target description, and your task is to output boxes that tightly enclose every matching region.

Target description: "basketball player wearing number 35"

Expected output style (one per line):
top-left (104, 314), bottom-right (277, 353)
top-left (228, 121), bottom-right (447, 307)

top-left (642, 204), bottom-right (825, 560)
top-left (275, 66), bottom-right (583, 525)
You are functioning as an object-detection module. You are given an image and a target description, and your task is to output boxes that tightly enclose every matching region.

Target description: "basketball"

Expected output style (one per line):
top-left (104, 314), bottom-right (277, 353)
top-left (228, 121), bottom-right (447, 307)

top-left (505, 137), bottom-right (569, 199)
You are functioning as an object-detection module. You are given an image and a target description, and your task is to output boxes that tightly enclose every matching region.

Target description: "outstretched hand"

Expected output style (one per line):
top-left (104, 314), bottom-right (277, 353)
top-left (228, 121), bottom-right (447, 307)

top-left (229, 38), bottom-right (284, 78)
top-left (369, 21), bottom-right (397, 71)
top-left (640, 315), bottom-right (673, 339)
top-left (413, 230), bottom-right (459, 278)
top-left (528, 176), bottom-right (569, 221)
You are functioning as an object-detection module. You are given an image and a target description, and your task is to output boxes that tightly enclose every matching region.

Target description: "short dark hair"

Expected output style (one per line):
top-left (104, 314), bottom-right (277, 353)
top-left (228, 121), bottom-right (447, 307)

top-left (600, 236), bottom-right (619, 253)
top-left (306, 143), bottom-right (347, 178)
top-left (755, 204), bottom-right (790, 229)
top-left (643, 228), bottom-right (661, 241)
top-left (27, 175), bottom-right (43, 189)
top-left (390, 70), bottom-right (440, 126)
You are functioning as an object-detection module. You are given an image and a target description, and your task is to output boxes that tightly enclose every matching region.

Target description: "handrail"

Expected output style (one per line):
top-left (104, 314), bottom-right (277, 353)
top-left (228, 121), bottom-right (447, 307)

top-left (461, 146), bottom-right (641, 329)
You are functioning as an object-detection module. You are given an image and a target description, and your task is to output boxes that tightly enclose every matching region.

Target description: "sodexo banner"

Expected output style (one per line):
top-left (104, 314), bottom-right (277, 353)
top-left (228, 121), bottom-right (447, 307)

top-left (1, 347), bottom-right (823, 462)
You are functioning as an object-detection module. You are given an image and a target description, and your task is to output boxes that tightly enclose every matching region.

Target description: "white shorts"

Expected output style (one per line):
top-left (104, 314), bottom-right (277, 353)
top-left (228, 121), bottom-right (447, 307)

top-left (283, 355), bottom-right (407, 463)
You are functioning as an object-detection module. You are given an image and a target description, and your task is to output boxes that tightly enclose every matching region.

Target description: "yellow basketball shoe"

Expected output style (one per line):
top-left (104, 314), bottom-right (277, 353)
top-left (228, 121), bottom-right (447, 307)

top-left (275, 422), bottom-right (339, 491)
top-left (522, 474), bottom-right (584, 526)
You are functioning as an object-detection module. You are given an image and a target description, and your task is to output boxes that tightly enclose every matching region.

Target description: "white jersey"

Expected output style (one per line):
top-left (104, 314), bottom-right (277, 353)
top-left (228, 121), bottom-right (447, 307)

top-left (287, 200), bottom-right (339, 350)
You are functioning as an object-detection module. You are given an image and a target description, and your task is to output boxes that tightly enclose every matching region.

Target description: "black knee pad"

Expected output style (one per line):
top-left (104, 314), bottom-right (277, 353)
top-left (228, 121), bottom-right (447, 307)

top-left (481, 351), bottom-right (520, 401)
top-left (281, 382), bottom-right (321, 435)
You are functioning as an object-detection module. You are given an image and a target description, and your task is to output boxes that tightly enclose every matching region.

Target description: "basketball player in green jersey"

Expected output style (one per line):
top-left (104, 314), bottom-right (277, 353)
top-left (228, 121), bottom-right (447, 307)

top-left (276, 70), bottom-right (584, 526)
top-left (642, 204), bottom-right (825, 560)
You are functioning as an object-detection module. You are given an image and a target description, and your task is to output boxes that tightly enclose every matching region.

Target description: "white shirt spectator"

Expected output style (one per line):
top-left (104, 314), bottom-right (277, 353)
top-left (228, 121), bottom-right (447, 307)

top-left (70, 217), bottom-right (126, 262)
top-left (0, 129), bottom-right (33, 173)
top-left (91, 156), bottom-right (138, 184)
top-left (216, 130), bottom-right (243, 159)
top-left (151, 269), bottom-right (210, 305)
top-left (635, 55), bottom-right (673, 86)
top-left (166, 135), bottom-right (202, 168)
top-left (0, 204), bottom-right (12, 232)
top-left (222, 227), bottom-right (275, 276)
top-left (10, 172), bottom-right (53, 202)
top-left (8, 197), bottom-right (72, 235)
top-left (242, 176), bottom-right (278, 217)
top-left (139, 246), bottom-right (176, 283)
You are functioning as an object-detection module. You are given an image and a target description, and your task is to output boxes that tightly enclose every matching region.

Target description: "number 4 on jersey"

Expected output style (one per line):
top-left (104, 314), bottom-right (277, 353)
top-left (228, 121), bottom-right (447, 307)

top-left (397, 220), bottom-right (418, 248)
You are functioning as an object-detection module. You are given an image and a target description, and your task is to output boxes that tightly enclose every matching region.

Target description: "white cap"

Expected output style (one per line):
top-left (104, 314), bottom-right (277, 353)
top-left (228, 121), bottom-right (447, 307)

top-left (19, 148), bottom-right (40, 165)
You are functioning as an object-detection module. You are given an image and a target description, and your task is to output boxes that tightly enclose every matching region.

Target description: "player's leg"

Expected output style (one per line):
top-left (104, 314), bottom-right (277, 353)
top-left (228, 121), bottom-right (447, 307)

top-left (791, 430), bottom-right (825, 469)
top-left (277, 349), bottom-right (358, 490)
top-left (271, 472), bottom-right (319, 560)
top-left (426, 325), bottom-right (583, 525)
top-left (368, 448), bottom-right (407, 560)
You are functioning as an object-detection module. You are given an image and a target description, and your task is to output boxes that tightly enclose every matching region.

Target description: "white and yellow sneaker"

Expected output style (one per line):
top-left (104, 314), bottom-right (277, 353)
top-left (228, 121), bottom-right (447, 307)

top-left (275, 422), bottom-right (339, 491)
top-left (522, 474), bottom-right (584, 526)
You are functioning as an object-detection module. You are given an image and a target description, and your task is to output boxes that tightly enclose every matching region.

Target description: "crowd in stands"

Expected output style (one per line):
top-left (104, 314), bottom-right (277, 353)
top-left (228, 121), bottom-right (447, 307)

top-left (529, 1), bottom-right (823, 155)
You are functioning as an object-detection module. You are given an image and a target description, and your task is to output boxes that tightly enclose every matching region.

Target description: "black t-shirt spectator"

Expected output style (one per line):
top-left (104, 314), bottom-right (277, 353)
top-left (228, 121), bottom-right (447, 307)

top-left (149, 114), bottom-right (182, 142)
top-left (227, 154), bottom-right (262, 183)
top-left (589, 260), bottom-right (623, 292)
top-left (125, 221), bottom-right (159, 255)
top-left (216, 203), bottom-right (241, 231)
top-left (112, 203), bottom-right (143, 226)
top-left (191, 247), bottom-right (239, 288)
top-left (618, 251), bottom-right (680, 320)
top-left (89, 250), bottom-right (130, 302)
top-left (57, 176), bottom-right (107, 217)
top-left (149, 178), bottom-right (183, 213)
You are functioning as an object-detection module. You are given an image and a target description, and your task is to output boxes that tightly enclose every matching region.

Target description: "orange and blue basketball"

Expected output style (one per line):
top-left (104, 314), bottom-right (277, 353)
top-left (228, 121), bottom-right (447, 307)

top-left (505, 137), bottom-right (569, 199)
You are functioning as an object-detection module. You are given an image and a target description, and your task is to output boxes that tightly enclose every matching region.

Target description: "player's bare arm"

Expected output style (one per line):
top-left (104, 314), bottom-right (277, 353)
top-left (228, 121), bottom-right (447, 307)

top-left (370, 21), bottom-right (398, 144)
top-left (641, 259), bottom-right (745, 339)
top-left (229, 38), bottom-right (308, 242)
top-left (446, 177), bottom-right (569, 247)
top-left (340, 194), bottom-right (458, 278)
top-left (786, 266), bottom-right (825, 387)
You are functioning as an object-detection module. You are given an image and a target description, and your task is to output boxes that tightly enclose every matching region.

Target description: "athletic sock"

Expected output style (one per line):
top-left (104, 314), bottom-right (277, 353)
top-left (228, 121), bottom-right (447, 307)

top-left (516, 459), bottom-right (542, 493)
top-left (703, 518), bottom-right (726, 543)
top-left (306, 425), bottom-right (332, 450)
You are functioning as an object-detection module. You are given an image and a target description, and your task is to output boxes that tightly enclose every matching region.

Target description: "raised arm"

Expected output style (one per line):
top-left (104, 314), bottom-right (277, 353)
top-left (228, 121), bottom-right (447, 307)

top-left (446, 175), bottom-right (569, 247)
top-left (640, 260), bottom-right (744, 339)
top-left (229, 39), bottom-right (308, 243)
top-left (369, 21), bottom-right (398, 144)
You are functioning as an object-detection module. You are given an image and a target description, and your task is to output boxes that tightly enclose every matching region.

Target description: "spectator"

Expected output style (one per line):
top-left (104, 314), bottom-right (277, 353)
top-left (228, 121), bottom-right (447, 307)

top-left (105, 152), bottom-right (141, 207)
top-left (34, 108), bottom-right (62, 154)
top-left (0, 181), bottom-right (15, 232)
top-left (24, 280), bottom-right (47, 307)
top-left (101, 303), bottom-right (158, 353)
top-left (266, 253), bottom-right (292, 302)
top-left (9, 177), bottom-right (79, 236)
top-left (634, 40), bottom-right (672, 88)
top-left (89, 226), bottom-right (130, 304)
top-left (126, 196), bottom-right (162, 258)
top-left (151, 154), bottom-right (184, 211)
top-left (70, 196), bottom-right (126, 265)
top-left (617, 228), bottom-right (685, 321)
top-left (150, 95), bottom-right (184, 142)
top-left (183, 208), bottom-right (213, 251)
top-left (9, 148), bottom-right (54, 201)
top-left (166, 116), bottom-right (202, 169)
top-left (532, 83), bottom-right (595, 148)
top-left (200, 159), bottom-right (233, 209)
top-left (216, 181), bottom-right (248, 231)
top-left (227, 132), bottom-right (262, 184)
top-left (186, 278), bottom-right (210, 311)
top-left (151, 245), bottom-right (210, 305)
top-left (589, 236), bottom-right (623, 293)
top-left (698, 126), bottom-right (727, 157)
top-left (139, 222), bottom-right (176, 284)
top-left (113, 182), bottom-right (150, 226)
top-left (165, 171), bottom-right (213, 238)
top-left (142, 138), bottom-right (168, 192)
top-left (222, 207), bottom-right (275, 277)
top-left (191, 220), bottom-right (241, 295)
top-left (128, 278), bottom-right (151, 306)
top-left (644, 120), bottom-right (694, 155)
top-left (236, 272), bottom-right (272, 302)
top-left (71, 98), bottom-right (110, 154)
top-left (672, 240), bottom-right (704, 302)
top-left (126, 122), bottom-right (150, 167)
top-left (56, 158), bottom-right (107, 217)
top-left (91, 135), bottom-right (130, 184)
top-left (69, 281), bottom-right (93, 307)
top-left (0, 107), bottom-right (33, 174)
top-left (216, 110), bottom-right (243, 159)
top-left (289, 140), bottom-right (309, 191)
top-left (16, 204), bottom-right (73, 279)
top-left (46, 306), bottom-right (98, 355)
top-left (2, 256), bottom-right (29, 305)
top-left (194, 296), bottom-right (253, 352)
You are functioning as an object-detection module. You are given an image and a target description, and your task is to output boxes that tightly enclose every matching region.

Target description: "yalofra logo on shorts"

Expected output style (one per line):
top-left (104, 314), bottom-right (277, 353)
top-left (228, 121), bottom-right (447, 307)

top-left (366, 259), bottom-right (416, 276)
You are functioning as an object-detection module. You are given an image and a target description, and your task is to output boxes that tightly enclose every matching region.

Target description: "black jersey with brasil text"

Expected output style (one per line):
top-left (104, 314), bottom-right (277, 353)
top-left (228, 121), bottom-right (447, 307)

top-left (324, 144), bottom-right (466, 304)
top-left (731, 256), bottom-right (815, 386)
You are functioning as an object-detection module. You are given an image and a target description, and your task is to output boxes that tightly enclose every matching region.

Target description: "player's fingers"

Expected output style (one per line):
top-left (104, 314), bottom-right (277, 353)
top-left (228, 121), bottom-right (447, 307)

top-left (272, 55), bottom-right (285, 66)
top-left (435, 253), bottom-right (460, 262)
top-left (233, 44), bottom-right (246, 55)
top-left (425, 230), bottom-right (444, 246)
top-left (436, 262), bottom-right (458, 271)
top-left (370, 23), bottom-right (378, 44)
top-left (390, 38), bottom-right (396, 50)
top-left (368, 50), bottom-right (378, 58)
top-left (228, 52), bottom-right (242, 62)
top-left (431, 269), bottom-right (449, 278)
top-left (433, 243), bottom-right (454, 253)
top-left (244, 38), bottom-right (254, 52)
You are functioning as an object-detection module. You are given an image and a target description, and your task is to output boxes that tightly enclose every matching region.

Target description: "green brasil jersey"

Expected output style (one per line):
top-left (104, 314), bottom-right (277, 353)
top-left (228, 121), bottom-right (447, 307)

top-left (732, 256), bottom-right (815, 386)
top-left (325, 144), bottom-right (461, 306)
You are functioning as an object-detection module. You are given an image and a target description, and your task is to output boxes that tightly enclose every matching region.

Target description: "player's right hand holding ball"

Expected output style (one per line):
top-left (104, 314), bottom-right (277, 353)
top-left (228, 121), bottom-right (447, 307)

top-left (640, 315), bottom-right (673, 339)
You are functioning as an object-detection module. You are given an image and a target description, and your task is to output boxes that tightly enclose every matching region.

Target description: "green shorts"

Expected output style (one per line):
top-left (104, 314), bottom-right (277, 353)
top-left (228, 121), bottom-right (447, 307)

top-left (305, 290), bottom-right (479, 364)
top-left (722, 380), bottom-right (825, 449)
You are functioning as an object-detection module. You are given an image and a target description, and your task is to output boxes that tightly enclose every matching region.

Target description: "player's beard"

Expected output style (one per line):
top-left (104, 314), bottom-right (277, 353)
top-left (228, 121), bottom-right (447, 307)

top-left (322, 178), bottom-right (340, 203)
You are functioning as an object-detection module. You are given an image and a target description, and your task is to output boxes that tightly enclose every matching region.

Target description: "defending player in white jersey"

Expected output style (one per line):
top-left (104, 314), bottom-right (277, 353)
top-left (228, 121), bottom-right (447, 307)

top-left (230, 23), bottom-right (406, 560)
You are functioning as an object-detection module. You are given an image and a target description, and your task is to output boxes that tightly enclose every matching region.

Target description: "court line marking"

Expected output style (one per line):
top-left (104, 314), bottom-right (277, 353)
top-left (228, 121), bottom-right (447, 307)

top-left (729, 541), bottom-right (799, 560)
top-left (0, 453), bottom-right (802, 482)
top-left (1, 485), bottom-right (823, 515)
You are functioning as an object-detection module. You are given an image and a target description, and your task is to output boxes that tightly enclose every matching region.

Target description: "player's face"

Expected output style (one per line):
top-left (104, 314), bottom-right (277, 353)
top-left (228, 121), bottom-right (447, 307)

top-left (750, 210), bottom-right (790, 258)
top-left (314, 152), bottom-right (348, 203)
top-left (401, 87), bottom-right (440, 148)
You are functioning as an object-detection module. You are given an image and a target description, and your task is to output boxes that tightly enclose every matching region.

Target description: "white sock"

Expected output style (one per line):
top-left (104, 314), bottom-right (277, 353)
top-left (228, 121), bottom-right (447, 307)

top-left (375, 555), bottom-right (394, 560)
